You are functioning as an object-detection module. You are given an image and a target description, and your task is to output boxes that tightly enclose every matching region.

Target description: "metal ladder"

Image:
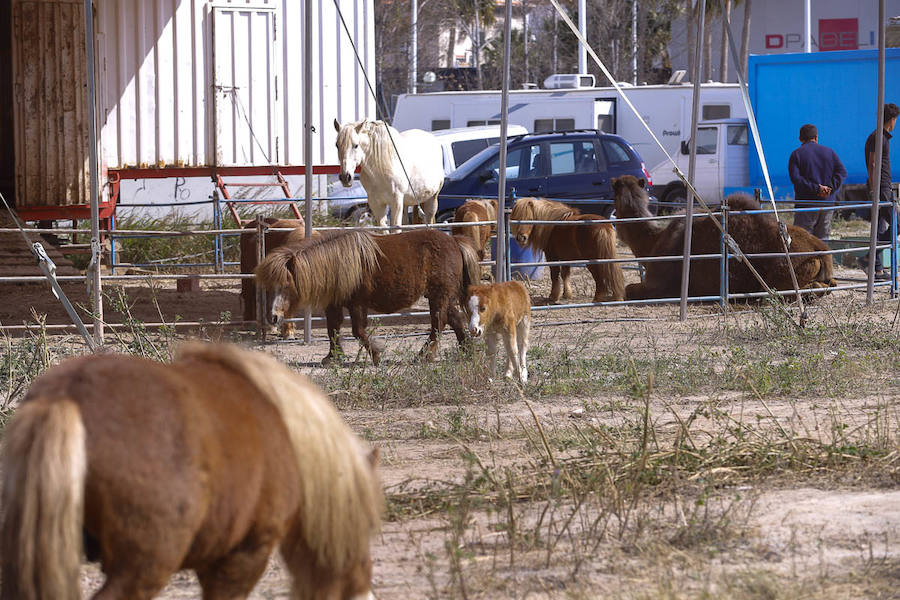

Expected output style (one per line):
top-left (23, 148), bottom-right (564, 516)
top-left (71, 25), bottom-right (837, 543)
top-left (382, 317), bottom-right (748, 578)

top-left (215, 171), bottom-right (304, 226)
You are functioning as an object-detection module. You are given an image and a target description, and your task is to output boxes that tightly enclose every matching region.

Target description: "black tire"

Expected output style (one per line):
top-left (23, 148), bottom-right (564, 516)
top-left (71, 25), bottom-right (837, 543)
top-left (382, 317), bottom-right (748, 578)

top-left (436, 210), bottom-right (456, 224)
top-left (660, 186), bottom-right (687, 214)
top-left (348, 205), bottom-right (374, 227)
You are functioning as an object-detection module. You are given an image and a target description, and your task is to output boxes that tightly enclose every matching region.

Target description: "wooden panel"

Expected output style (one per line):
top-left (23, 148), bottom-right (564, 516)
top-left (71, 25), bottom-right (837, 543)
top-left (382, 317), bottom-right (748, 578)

top-left (12, 0), bottom-right (91, 208)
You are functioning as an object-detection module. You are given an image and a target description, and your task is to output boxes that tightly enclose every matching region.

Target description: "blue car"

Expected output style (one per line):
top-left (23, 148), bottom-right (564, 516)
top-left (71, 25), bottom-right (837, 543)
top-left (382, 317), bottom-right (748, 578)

top-left (437, 130), bottom-right (655, 220)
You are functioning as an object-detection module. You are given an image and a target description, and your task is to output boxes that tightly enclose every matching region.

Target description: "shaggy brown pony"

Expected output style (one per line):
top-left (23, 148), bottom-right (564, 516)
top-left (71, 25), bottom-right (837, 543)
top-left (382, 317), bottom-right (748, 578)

top-left (0, 343), bottom-right (382, 600)
top-left (452, 199), bottom-right (497, 260)
top-left (255, 229), bottom-right (481, 365)
top-left (239, 217), bottom-right (313, 337)
top-left (611, 175), bottom-right (836, 300)
top-left (510, 197), bottom-right (625, 302)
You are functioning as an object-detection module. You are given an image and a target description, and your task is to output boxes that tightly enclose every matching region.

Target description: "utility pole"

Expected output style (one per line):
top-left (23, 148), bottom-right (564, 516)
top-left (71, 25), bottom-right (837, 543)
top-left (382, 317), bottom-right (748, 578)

top-left (410, 0), bottom-right (418, 93)
top-left (577, 0), bottom-right (587, 73)
top-left (474, 0), bottom-right (483, 89)
top-left (523, 0), bottom-right (529, 85)
top-left (631, 0), bottom-right (638, 84)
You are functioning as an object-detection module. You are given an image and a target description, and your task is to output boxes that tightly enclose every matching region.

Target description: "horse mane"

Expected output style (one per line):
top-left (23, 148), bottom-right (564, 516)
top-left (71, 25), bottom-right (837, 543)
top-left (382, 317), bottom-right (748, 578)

top-left (175, 343), bottom-right (383, 572)
top-left (511, 197), bottom-right (581, 251)
top-left (339, 119), bottom-right (397, 175)
top-left (255, 231), bottom-right (382, 309)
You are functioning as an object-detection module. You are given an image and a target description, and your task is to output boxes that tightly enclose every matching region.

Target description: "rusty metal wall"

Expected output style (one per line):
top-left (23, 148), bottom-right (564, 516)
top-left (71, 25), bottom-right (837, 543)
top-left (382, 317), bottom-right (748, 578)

top-left (12, 0), bottom-right (91, 208)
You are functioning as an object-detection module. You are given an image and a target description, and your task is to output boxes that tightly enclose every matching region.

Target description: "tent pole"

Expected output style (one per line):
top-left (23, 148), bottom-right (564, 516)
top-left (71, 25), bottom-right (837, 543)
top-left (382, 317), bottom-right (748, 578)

top-left (84, 0), bottom-right (103, 344)
top-left (866, 0), bottom-right (886, 305)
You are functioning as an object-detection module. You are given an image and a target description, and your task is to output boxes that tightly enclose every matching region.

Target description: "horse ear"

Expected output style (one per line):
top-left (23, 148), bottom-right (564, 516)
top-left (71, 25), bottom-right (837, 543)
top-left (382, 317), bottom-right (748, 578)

top-left (333, 118), bottom-right (341, 133)
top-left (367, 446), bottom-right (380, 469)
top-left (355, 120), bottom-right (368, 133)
top-left (638, 178), bottom-right (646, 189)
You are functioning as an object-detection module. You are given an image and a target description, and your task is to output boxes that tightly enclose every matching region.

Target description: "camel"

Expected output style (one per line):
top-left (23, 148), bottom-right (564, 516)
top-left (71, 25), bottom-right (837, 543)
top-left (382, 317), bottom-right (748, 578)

top-left (611, 175), bottom-right (836, 300)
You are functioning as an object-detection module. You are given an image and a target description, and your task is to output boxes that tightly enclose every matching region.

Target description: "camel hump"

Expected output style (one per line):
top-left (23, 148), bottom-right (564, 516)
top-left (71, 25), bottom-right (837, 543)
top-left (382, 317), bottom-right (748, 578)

top-left (724, 193), bottom-right (761, 211)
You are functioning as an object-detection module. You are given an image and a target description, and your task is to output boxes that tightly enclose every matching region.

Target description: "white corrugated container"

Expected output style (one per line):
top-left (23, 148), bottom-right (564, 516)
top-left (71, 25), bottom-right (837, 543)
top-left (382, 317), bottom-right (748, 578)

top-left (12, 0), bottom-right (374, 208)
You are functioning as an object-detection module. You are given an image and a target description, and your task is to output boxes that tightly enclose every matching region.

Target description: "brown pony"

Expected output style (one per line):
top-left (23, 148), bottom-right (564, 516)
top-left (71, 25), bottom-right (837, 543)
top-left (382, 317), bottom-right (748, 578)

top-left (0, 343), bottom-right (382, 600)
top-left (240, 217), bottom-right (313, 337)
top-left (611, 174), bottom-right (836, 299)
top-left (452, 199), bottom-right (497, 260)
top-left (256, 229), bottom-right (480, 365)
top-left (510, 197), bottom-right (625, 302)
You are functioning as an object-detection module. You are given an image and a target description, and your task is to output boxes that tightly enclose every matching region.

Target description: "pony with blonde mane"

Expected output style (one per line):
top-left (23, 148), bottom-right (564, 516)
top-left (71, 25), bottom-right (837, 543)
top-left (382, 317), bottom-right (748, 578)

top-left (510, 197), bottom-right (625, 303)
top-left (452, 199), bottom-right (497, 261)
top-left (0, 343), bottom-right (382, 600)
top-left (334, 119), bottom-right (444, 231)
top-left (256, 229), bottom-right (480, 365)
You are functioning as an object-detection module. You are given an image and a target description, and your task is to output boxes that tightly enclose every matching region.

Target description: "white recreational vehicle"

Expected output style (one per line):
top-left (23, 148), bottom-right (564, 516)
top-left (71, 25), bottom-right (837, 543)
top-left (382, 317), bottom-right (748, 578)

top-left (391, 82), bottom-right (747, 194)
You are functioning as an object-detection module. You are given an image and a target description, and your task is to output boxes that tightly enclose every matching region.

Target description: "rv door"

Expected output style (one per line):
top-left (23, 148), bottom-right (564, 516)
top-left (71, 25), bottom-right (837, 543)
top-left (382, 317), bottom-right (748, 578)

top-left (594, 99), bottom-right (616, 133)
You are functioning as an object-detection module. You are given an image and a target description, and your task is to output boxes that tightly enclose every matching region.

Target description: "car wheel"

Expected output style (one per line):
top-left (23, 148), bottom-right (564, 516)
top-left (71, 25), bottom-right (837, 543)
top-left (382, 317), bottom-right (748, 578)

top-left (348, 205), bottom-right (374, 227)
top-left (660, 186), bottom-right (687, 214)
top-left (436, 211), bottom-right (456, 224)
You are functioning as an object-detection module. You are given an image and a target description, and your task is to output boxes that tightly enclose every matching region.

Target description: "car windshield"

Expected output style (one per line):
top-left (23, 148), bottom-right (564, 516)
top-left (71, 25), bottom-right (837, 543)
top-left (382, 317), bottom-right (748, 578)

top-left (448, 144), bottom-right (501, 180)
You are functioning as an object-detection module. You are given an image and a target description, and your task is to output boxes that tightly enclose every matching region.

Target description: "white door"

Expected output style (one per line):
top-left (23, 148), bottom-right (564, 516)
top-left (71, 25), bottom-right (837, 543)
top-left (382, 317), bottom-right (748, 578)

top-left (693, 126), bottom-right (721, 204)
top-left (213, 6), bottom-right (281, 166)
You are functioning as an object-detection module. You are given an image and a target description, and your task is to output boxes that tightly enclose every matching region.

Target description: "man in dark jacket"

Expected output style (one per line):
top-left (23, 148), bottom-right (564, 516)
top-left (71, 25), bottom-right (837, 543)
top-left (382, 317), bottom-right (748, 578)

top-left (788, 124), bottom-right (847, 239)
top-left (860, 103), bottom-right (900, 280)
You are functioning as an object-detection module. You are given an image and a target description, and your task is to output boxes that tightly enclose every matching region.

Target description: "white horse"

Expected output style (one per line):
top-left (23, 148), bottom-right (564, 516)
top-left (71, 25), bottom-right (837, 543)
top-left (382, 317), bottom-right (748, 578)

top-left (334, 119), bottom-right (444, 231)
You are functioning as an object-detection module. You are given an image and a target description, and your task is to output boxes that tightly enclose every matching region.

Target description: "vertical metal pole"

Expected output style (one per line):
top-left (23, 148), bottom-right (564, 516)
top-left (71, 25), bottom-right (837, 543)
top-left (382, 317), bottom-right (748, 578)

top-left (803, 0), bottom-right (811, 53)
top-left (109, 213), bottom-right (116, 275)
top-left (409, 0), bottom-right (417, 93)
top-left (84, 0), bottom-right (103, 344)
top-left (213, 192), bottom-right (223, 274)
top-left (577, 0), bottom-right (587, 74)
top-left (256, 215), bottom-right (267, 340)
top-left (303, 0), bottom-right (314, 341)
top-left (867, 0), bottom-right (886, 305)
top-left (892, 195), bottom-right (897, 298)
top-left (680, 0), bottom-right (705, 320)
top-left (523, 0), bottom-right (529, 84)
top-left (719, 197), bottom-right (728, 308)
top-left (495, 0), bottom-right (513, 283)
top-left (631, 0), bottom-right (638, 85)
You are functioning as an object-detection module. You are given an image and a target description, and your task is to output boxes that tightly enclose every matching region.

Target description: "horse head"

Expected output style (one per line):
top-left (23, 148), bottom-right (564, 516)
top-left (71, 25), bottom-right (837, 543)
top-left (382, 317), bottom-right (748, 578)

top-left (611, 175), bottom-right (649, 218)
top-left (254, 248), bottom-right (299, 328)
top-left (510, 198), bottom-right (535, 246)
top-left (334, 119), bottom-right (373, 187)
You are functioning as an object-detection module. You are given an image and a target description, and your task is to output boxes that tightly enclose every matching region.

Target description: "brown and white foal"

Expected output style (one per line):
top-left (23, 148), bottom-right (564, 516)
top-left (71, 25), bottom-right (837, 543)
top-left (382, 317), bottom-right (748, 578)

top-left (465, 280), bottom-right (531, 384)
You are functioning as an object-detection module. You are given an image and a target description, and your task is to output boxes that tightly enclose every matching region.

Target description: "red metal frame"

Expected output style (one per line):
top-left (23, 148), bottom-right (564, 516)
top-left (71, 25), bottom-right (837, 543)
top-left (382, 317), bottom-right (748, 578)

top-left (13, 165), bottom-right (341, 222)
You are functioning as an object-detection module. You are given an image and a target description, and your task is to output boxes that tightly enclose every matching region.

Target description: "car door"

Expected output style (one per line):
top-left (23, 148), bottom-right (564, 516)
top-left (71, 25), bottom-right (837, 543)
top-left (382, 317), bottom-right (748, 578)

top-left (543, 138), bottom-right (611, 214)
top-left (478, 142), bottom-right (547, 200)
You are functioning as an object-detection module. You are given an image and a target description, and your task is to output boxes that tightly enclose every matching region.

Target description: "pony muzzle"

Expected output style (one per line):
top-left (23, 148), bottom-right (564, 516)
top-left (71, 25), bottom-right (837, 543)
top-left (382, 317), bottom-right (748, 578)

top-left (516, 233), bottom-right (528, 245)
top-left (339, 171), bottom-right (353, 186)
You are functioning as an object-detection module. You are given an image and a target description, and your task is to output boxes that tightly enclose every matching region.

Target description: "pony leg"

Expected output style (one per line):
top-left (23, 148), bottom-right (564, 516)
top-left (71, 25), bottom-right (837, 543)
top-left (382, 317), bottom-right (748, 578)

top-left (548, 266), bottom-right (562, 303)
top-left (560, 266), bottom-right (573, 299)
top-left (422, 297), bottom-right (449, 361)
top-left (370, 202), bottom-right (389, 230)
top-left (446, 305), bottom-right (468, 346)
top-left (196, 536), bottom-right (279, 600)
top-left (322, 305), bottom-right (345, 366)
top-left (390, 195), bottom-right (404, 233)
top-left (349, 305), bottom-right (383, 365)
top-left (502, 324), bottom-right (520, 381)
top-left (485, 332), bottom-right (499, 380)
top-left (422, 194), bottom-right (438, 224)
top-left (517, 316), bottom-right (530, 384)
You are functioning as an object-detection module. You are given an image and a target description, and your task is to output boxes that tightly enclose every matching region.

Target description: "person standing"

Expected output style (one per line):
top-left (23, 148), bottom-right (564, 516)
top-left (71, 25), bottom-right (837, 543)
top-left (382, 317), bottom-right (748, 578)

top-left (861, 102), bottom-right (900, 280)
top-left (788, 124), bottom-right (847, 240)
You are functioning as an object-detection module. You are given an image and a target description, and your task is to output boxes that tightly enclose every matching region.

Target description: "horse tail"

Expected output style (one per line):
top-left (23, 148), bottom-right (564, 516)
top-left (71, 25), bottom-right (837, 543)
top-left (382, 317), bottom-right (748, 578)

top-left (591, 222), bottom-right (625, 302)
top-left (454, 235), bottom-right (482, 305)
top-left (1, 398), bottom-right (86, 600)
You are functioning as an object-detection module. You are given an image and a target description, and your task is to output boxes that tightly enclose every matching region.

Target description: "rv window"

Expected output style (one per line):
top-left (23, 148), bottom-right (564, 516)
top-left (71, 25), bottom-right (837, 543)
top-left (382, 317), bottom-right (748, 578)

top-left (701, 104), bottom-right (730, 120)
top-left (696, 127), bottom-right (717, 154)
top-left (534, 119), bottom-right (554, 133)
top-left (467, 120), bottom-right (487, 127)
top-left (601, 139), bottom-right (632, 165)
top-left (727, 125), bottom-right (748, 145)
top-left (487, 120), bottom-right (501, 125)
top-left (596, 114), bottom-right (614, 133)
top-left (534, 118), bottom-right (575, 133)
top-left (431, 120), bottom-right (451, 131)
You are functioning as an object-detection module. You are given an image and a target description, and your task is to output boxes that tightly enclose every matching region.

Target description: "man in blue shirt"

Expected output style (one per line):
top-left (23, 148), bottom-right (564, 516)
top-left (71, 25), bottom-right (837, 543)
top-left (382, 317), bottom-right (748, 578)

top-left (860, 103), bottom-right (900, 280)
top-left (788, 124), bottom-right (847, 240)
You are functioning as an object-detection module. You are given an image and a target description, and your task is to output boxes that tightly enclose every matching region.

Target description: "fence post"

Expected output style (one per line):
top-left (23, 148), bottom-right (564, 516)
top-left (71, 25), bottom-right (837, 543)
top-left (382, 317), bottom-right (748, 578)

top-left (213, 191), bottom-right (224, 274)
top-left (892, 193), bottom-right (898, 298)
top-left (255, 215), bottom-right (267, 341)
top-left (720, 197), bottom-right (728, 308)
top-left (109, 213), bottom-right (117, 276)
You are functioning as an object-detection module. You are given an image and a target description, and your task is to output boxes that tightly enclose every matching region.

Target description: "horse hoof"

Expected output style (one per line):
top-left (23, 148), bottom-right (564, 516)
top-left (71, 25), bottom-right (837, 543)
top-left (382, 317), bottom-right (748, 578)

top-left (321, 355), bottom-right (339, 367)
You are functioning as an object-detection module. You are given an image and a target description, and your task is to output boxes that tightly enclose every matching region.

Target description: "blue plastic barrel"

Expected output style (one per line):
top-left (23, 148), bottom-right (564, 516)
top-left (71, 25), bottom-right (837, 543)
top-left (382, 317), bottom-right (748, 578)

top-left (491, 236), bottom-right (545, 280)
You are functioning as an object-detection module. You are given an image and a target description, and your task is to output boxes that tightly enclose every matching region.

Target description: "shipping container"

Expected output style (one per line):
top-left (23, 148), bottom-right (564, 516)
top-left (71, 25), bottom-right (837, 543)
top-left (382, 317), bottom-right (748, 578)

top-left (6, 0), bottom-right (375, 215)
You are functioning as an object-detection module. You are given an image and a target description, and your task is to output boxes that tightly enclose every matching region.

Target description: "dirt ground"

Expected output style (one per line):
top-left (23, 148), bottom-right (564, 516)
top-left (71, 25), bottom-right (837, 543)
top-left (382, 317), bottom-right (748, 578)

top-left (5, 224), bottom-right (899, 598)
